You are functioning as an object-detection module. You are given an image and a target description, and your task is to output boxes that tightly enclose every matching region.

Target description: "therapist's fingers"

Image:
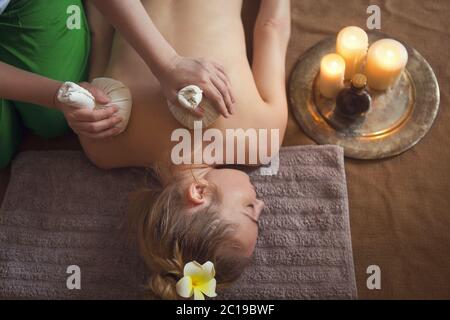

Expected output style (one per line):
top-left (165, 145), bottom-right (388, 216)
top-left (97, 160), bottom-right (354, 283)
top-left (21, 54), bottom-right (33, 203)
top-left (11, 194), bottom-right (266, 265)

top-left (212, 62), bottom-right (236, 105)
top-left (206, 63), bottom-right (234, 115)
top-left (211, 74), bottom-right (234, 115)
top-left (79, 82), bottom-right (110, 105)
top-left (215, 69), bottom-right (236, 108)
top-left (74, 116), bottom-right (123, 134)
top-left (71, 106), bottom-right (119, 122)
top-left (202, 83), bottom-right (229, 118)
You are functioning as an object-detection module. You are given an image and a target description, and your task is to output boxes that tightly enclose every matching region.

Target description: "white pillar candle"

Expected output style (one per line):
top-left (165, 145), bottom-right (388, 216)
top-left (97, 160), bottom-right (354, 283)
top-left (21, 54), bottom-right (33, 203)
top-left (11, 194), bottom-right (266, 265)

top-left (336, 26), bottom-right (369, 80)
top-left (319, 53), bottom-right (346, 99)
top-left (366, 39), bottom-right (409, 91)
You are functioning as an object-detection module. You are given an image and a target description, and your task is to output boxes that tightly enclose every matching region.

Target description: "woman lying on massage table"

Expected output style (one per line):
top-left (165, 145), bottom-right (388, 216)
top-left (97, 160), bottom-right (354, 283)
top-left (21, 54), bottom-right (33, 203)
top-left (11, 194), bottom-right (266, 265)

top-left (82, 0), bottom-right (290, 299)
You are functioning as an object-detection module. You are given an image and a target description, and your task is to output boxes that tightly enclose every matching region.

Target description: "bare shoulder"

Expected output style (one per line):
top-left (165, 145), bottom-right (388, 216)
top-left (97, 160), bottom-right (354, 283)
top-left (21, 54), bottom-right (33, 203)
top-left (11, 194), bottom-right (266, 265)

top-left (79, 134), bottom-right (135, 170)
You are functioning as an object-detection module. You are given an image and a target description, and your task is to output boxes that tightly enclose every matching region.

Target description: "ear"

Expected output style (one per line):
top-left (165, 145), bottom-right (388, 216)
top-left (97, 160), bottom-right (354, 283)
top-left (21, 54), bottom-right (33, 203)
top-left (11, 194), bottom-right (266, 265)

top-left (186, 179), bottom-right (210, 206)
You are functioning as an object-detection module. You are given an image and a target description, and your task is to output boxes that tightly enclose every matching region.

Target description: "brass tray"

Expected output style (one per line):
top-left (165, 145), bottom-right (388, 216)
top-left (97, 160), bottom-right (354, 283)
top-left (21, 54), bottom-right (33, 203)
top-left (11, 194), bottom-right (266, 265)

top-left (289, 32), bottom-right (440, 160)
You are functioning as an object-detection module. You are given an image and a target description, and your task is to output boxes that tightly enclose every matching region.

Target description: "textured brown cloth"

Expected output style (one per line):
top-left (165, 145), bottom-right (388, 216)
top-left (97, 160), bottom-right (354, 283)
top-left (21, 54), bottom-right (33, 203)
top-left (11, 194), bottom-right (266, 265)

top-left (1, 0), bottom-right (449, 299)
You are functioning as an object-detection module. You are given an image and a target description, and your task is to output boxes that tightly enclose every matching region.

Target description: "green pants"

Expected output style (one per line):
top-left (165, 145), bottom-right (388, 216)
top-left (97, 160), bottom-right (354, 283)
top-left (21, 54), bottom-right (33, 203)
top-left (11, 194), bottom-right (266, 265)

top-left (0, 0), bottom-right (90, 169)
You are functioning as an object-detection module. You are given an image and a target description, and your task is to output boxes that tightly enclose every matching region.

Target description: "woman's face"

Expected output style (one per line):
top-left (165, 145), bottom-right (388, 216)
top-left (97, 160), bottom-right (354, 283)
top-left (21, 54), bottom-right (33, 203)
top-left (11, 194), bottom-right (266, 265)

top-left (205, 169), bottom-right (265, 257)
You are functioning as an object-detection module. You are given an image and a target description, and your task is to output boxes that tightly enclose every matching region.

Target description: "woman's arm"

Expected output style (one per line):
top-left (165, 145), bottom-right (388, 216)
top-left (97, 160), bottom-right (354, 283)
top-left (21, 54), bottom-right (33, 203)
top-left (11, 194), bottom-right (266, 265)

top-left (91, 0), bottom-right (235, 117)
top-left (252, 0), bottom-right (291, 107)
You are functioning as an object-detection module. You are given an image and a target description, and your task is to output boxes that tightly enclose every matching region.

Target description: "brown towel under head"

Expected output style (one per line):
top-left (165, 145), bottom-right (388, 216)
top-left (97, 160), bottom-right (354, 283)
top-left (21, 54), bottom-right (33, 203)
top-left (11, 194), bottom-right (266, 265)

top-left (0, 146), bottom-right (357, 299)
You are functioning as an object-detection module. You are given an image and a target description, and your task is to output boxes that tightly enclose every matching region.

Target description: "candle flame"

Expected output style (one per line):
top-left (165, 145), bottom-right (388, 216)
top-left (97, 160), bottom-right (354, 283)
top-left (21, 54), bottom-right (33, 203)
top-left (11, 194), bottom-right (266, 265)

top-left (321, 54), bottom-right (345, 76)
top-left (341, 30), bottom-right (366, 50)
top-left (379, 48), bottom-right (398, 68)
top-left (329, 61), bottom-right (339, 72)
top-left (385, 49), bottom-right (395, 60)
top-left (348, 35), bottom-right (358, 44)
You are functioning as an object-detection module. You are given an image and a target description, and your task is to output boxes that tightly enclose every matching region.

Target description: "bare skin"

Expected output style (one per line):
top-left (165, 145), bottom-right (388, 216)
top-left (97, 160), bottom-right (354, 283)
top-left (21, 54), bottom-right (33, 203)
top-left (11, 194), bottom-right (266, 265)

top-left (82, 0), bottom-right (291, 255)
top-left (82, 0), bottom-right (290, 169)
top-left (91, 0), bottom-right (236, 118)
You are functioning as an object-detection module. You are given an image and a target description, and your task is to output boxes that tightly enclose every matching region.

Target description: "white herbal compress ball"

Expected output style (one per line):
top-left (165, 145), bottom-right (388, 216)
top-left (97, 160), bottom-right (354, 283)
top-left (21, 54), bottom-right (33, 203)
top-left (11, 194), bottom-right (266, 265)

top-left (57, 82), bottom-right (96, 110)
top-left (57, 78), bottom-right (133, 134)
top-left (168, 85), bottom-right (221, 129)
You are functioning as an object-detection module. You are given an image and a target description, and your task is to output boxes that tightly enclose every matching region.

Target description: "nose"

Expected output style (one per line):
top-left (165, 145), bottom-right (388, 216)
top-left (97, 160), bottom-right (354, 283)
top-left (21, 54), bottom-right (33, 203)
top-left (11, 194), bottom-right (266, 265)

top-left (255, 199), bottom-right (265, 219)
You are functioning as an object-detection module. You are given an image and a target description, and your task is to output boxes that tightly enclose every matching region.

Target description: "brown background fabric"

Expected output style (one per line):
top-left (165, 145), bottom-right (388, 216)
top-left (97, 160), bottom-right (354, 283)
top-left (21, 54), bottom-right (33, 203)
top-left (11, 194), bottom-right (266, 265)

top-left (1, 0), bottom-right (449, 299)
top-left (279, 0), bottom-right (450, 299)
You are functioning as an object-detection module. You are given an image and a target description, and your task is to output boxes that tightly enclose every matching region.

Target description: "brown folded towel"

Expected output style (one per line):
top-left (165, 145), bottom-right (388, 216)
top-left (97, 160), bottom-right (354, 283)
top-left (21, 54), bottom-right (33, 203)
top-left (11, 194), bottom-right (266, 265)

top-left (0, 146), bottom-right (356, 299)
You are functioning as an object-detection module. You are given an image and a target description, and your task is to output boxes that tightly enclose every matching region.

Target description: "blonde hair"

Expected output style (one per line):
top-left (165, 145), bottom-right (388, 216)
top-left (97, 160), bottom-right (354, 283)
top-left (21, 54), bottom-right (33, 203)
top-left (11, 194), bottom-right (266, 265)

top-left (128, 171), bottom-right (251, 300)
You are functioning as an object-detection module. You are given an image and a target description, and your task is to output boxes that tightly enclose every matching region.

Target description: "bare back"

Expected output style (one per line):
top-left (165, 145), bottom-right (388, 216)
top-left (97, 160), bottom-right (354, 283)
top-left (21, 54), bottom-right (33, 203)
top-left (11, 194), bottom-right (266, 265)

top-left (81, 0), bottom-right (288, 169)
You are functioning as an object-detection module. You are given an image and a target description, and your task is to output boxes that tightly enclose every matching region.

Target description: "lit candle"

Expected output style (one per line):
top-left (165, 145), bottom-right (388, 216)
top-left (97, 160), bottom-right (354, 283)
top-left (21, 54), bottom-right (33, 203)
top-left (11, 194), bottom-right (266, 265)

top-left (319, 53), bottom-right (346, 99)
top-left (366, 39), bottom-right (408, 91)
top-left (336, 26), bottom-right (369, 80)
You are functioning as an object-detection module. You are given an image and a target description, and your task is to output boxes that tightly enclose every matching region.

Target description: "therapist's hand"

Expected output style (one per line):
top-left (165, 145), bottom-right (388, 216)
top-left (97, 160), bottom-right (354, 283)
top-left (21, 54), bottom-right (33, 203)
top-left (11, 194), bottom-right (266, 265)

top-left (55, 82), bottom-right (123, 139)
top-left (160, 55), bottom-right (236, 118)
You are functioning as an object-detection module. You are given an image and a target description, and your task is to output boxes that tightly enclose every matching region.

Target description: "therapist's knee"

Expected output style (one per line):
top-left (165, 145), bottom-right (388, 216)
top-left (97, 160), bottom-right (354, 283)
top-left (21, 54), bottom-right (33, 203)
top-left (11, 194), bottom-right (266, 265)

top-left (24, 108), bottom-right (71, 139)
